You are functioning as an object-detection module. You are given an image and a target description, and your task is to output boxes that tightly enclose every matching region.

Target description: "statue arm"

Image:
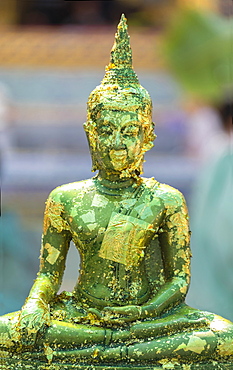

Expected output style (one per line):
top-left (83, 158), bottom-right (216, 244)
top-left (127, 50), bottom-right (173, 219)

top-left (18, 191), bottom-right (72, 344)
top-left (26, 191), bottom-right (72, 303)
top-left (25, 227), bottom-right (72, 304)
top-left (140, 191), bottom-right (191, 319)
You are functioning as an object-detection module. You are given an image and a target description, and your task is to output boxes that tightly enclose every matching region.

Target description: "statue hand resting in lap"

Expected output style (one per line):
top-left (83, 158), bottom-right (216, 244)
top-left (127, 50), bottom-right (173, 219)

top-left (1, 14), bottom-right (233, 368)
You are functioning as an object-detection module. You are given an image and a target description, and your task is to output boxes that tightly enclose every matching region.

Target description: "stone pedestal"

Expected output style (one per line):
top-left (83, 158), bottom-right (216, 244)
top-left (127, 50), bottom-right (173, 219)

top-left (1, 358), bottom-right (233, 370)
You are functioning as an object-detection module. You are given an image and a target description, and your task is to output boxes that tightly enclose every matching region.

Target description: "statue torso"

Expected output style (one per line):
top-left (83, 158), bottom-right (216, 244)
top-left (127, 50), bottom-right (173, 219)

top-left (54, 177), bottom-right (169, 308)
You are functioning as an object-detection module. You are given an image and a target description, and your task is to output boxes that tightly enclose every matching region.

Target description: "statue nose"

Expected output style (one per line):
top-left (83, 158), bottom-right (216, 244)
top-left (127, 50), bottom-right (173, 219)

top-left (112, 131), bottom-right (125, 149)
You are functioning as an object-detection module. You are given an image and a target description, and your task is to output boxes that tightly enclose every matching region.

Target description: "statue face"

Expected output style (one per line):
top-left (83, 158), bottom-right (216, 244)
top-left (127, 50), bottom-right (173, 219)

top-left (94, 109), bottom-right (144, 173)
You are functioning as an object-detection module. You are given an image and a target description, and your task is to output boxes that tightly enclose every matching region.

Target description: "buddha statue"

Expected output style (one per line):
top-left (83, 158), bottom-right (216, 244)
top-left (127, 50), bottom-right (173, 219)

top-left (0, 14), bottom-right (233, 370)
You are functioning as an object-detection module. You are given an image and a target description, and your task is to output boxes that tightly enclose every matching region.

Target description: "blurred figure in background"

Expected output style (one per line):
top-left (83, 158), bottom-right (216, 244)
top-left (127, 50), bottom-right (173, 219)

top-left (162, 6), bottom-right (233, 320)
top-left (186, 101), bottom-right (233, 321)
top-left (183, 99), bottom-right (228, 163)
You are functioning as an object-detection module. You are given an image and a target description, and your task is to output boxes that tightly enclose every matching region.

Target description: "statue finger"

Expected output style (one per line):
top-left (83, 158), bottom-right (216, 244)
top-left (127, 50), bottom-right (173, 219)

top-left (104, 306), bottom-right (124, 314)
top-left (87, 308), bottom-right (102, 319)
top-left (103, 316), bottom-right (123, 324)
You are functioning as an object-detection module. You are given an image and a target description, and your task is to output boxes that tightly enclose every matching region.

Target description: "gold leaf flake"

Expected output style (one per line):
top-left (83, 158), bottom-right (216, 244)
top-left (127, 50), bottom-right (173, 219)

top-left (45, 243), bottom-right (60, 265)
top-left (175, 336), bottom-right (207, 354)
top-left (87, 223), bottom-right (97, 232)
top-left (99, 212), bottom-right (153, 269)
top-left (43, 198), bottom-right (69, 234)
top-left (182, 365), bottom-right (191, 370)
top-left (180, 286), bottom-right (187, 294)
top-left (218, 339), bottom-right (233, 356)
top-left (186, 336), bottom-right (207, 354)
top-left (159, 358), bottom-right (180, 369)
top-left (92, 348), bottom-right (100, 358)
top-left (44, 343), bottom-right (54, 363)
top-left (81, 211), bottom-right (96, 223)
top-left (92, 193), bottom-right (108, 207)
top-left (174, 343), bottom-right (187, 352)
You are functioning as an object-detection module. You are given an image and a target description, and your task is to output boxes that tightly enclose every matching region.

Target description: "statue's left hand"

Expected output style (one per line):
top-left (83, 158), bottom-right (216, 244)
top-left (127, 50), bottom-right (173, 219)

top-left (102, 305), bottom-right (141, 324)
top-left (18, 298), bottom-right (51, 346)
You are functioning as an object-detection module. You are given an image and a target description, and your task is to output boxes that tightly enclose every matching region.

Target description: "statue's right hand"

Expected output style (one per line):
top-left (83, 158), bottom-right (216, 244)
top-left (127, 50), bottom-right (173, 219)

top-left (18, 298), bottom-right (51, 346)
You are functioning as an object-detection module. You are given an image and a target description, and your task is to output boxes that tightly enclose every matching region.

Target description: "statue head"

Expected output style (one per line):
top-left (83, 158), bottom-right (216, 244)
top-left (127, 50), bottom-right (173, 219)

top-left (84, 14), bottom-right (156, 178)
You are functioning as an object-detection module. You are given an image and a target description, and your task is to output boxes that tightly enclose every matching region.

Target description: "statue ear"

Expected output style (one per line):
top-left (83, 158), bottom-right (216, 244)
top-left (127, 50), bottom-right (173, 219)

top-left (141, 121), bottom-right (156, 153)
top-left (83, 121), bottom-right (99, 172)
top-left (89, 141), bottom-right (99, 173)
top-left (84, 121), bottom-right (98, 149)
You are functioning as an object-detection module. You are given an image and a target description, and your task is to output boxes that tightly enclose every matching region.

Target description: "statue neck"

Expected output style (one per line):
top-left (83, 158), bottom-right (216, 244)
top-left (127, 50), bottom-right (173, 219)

top-left (95, 170), bottom-right (140, 195)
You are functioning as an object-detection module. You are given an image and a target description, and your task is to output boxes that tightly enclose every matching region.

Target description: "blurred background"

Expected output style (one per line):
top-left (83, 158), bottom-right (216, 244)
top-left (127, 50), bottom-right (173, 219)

top-left (0, 0), bottom-right (232, 320)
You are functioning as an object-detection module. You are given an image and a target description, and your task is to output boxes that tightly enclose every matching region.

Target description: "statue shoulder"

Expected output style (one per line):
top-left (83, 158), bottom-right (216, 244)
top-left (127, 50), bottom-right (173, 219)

top-left (149, 180), bottom-right (186, 210)
top-left (158, 184), bottom-right (188, 219)
top-left (47, 178), bottom-right (94, 204)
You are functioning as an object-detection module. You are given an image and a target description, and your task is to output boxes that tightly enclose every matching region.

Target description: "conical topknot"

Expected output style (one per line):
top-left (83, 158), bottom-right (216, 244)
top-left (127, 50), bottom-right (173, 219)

top-left (102, 14), bottom-right (139, 86)
top-left (87, 14), bottom-right (152, 121)
top-left (109, 14), bottom-right (132, 68)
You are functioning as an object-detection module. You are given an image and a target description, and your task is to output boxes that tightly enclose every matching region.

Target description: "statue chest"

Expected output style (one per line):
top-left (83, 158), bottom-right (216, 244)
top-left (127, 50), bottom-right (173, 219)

top-left (65, 190), bottom-right (165, 265)
top-left (63, 188), bottom-right (165, 305)
top-left (66, 192), bottom-right (119, 245)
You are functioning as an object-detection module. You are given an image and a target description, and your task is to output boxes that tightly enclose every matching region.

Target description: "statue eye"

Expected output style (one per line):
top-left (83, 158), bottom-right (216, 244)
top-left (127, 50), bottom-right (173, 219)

top-left (99, 126), bottom-right (113, 135)
top-left (122, 125), bottom-right (139, 136)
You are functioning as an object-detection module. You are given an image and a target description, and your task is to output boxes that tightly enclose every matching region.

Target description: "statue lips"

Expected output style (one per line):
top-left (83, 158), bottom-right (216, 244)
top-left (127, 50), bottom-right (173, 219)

top-left (109, 149), bottom-right (128, 170)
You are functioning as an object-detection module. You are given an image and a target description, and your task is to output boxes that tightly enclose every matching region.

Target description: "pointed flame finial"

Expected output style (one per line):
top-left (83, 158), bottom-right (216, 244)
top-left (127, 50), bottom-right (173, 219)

top-left (102, 14), bottom-right (139, 85)
top-left (109, 13), bottom-right (132, 68)
top-left (87, 14), bottom-right (152, 114)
